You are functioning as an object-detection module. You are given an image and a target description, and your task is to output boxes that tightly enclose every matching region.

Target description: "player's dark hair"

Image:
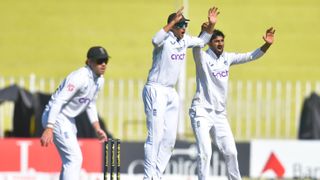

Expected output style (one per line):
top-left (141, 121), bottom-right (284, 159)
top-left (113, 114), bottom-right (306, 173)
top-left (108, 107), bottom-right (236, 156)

top-left (210, 29), bottom-right (225, 42)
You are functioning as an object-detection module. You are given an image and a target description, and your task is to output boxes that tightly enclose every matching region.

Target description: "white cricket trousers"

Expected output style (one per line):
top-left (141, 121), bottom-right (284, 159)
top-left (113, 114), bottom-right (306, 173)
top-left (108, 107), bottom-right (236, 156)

top-left (189, 107), bottom-right (241, 180)
top-left (42, 110), bottom-right (82, 180)
top-left (142, 83), bottom-right (180, 180)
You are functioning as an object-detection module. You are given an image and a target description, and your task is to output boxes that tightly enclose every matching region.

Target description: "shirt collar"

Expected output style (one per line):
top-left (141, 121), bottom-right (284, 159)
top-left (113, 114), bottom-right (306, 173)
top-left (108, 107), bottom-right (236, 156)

top-left (85, 65), bottom-right (99, 80)
top-left (207, 48), bottom-right (224, 59)
top-left (168, 31), bottom-right (184, 42)
top-left (168, 31), bottom-right (175, 38)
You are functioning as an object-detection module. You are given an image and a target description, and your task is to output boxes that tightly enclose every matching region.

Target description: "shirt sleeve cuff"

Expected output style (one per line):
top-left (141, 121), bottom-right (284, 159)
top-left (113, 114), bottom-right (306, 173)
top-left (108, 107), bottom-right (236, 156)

top-left (46, 123), bottom-right (54, 129)
top-left (199, 31), bottom-right (212, 44)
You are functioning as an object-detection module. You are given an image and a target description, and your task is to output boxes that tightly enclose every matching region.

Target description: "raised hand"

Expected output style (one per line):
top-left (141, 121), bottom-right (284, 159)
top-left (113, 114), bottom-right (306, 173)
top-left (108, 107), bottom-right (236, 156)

top-left (208, 6), bottom-right (219, 25)
top-left (201, 22), bottom-right (209, 32)
top-left (172, 6), bottom-right (184, 24)
top-left (204, 6), bottom-right (219, 34)
top-left (263, 27), bottom-right (276, 45)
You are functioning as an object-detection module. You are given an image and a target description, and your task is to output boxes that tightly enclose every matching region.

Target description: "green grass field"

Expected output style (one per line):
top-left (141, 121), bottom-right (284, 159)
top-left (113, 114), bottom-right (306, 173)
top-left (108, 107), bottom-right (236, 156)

top-left (0, 0), bottom-right (320, 82)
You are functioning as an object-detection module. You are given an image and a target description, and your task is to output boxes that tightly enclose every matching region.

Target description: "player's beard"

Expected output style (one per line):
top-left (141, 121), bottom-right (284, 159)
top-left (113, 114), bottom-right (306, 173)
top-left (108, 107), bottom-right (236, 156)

top-left (98, 67), bottom-right (105, 75)
top-left (92, 65), bottom-right (106, 76)
top-left (217, 45), bottom-right (224, 53)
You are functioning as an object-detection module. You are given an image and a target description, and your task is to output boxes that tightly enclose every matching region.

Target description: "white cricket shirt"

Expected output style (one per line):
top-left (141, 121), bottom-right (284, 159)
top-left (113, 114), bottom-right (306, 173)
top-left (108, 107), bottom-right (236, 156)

top-left (146, 29), bottom-right (211, 87)
top-left (191, 47), bottom-right (264, 111)
top-left (45, 65), bottom-right (104, 125)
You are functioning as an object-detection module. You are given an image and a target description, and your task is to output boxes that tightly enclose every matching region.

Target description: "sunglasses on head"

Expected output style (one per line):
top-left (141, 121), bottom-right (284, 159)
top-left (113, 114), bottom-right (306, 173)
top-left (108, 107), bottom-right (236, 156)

top-left (175, 22), bottom-right (188, 29)
top-left (95, 58), bottom-right (108, 65)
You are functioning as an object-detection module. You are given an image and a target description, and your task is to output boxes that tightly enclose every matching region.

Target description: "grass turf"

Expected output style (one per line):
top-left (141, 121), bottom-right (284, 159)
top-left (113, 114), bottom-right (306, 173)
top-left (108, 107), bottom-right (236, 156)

top-left (0, 0), bottom-right (319, 82)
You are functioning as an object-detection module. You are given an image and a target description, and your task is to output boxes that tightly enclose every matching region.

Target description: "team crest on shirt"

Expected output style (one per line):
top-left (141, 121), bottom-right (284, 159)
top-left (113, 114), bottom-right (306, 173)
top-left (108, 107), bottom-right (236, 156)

top-left (67, 83), bottom-right (75, 91)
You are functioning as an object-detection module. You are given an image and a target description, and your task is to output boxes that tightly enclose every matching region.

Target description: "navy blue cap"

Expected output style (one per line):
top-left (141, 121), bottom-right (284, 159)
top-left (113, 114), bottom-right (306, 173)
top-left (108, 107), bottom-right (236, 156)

top-left (87, 46), bottom-right (110, 60)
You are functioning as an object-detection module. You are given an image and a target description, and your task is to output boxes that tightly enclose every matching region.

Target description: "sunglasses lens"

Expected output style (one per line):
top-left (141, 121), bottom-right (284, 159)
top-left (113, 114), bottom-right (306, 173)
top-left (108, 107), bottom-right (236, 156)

top-left (96, 58), bottom-right (108, 64)
top-left (175, 22), bottom-right (188, 29)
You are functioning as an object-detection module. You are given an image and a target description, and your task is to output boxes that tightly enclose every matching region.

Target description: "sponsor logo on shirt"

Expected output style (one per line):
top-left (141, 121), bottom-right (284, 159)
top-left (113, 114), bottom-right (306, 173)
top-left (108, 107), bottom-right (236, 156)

top-left (79, 97), bottom-right (91, 104)
top-left (171, 53), bottom-right (185, 60)
top-left (212, 70), bottom-right (229, 78)
top-left (170, 41), bottom-right (176, 45)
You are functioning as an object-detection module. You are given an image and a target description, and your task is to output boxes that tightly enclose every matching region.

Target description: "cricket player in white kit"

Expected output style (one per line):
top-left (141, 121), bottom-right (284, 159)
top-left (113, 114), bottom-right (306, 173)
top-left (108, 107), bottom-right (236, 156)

top-left (40, 46), bottom-right (109, 180)
top-left (190, 27), bottom-right (276, 180)
top-left (142, 6), bottom-right (219, 180)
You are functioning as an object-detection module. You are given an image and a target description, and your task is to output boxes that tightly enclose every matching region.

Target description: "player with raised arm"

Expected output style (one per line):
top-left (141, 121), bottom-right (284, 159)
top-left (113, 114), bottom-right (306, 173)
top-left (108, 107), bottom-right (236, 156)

top-left (40, 46), bottom-right (109, 180)
top-left (142, 6), bottom-right (219, 180)
top-left (190, 22), bottom-right (275, 179)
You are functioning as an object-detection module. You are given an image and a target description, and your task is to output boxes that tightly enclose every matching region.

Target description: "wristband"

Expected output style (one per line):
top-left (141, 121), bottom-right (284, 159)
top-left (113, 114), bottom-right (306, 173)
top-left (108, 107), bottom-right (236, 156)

top-left (46, 123), bottom-right (54, 129)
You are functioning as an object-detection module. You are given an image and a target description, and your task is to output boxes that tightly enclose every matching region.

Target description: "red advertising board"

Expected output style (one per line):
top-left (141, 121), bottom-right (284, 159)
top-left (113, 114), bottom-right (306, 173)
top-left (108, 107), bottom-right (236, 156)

top-left (0, 138), bottom-right (103, 172)
top-left (250, 140), bottom-right (320, 179)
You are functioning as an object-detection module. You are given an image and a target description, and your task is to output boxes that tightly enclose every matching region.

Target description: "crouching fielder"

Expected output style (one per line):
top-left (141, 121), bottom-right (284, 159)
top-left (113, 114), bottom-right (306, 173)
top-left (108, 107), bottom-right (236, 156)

top-left (40, 46), bottom-right (109, 180)
top-left (190, 27), bottom-right (275, 180)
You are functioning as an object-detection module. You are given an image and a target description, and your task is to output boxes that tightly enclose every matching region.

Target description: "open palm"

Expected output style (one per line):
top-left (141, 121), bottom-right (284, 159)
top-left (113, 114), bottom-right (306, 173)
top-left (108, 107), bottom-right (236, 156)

top-left (208, 6), bottom-right (219, 25)
top-left (263, 27), bottom-right (276, 44)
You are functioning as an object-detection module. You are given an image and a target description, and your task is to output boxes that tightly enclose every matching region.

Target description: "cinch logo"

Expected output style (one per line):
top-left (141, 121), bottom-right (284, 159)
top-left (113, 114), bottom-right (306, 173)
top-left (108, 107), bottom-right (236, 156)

top-left (212, 70), bottom-right (229, 78)
top-left (261, 152), bottom-right (285, 178)
top-left (171, 53), bottom-right (185, 60)
top-left (79, 97), bottom-right (91, 104)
